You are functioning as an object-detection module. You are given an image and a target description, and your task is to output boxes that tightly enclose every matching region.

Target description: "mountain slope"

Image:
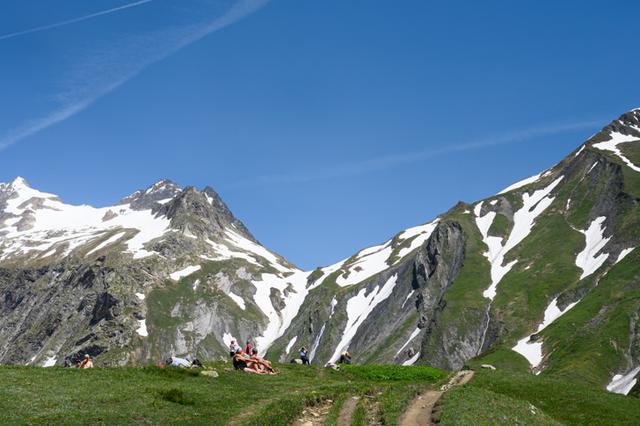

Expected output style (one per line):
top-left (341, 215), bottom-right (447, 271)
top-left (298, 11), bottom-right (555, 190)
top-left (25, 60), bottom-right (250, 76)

top-left (1, 108), bottom-right (639, 398)
top-left (0, 178), bottom-right (309, 367)
top-left (267, 108), bottom-right (640, 395)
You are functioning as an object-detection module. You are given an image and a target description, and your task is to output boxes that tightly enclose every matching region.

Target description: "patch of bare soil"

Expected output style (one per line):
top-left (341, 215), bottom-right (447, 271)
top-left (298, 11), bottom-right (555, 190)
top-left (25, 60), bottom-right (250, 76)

top-left (292, 399), bottom-right (334, 426)
top-left (398, 370), bottom-right (475, 426)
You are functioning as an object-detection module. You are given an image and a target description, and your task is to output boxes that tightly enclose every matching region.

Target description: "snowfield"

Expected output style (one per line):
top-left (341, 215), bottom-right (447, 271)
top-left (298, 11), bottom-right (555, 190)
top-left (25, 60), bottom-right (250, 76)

top-left (314, 220), bottom-right (438, 288)
top-left (593, 131), bottom-right (640, 172)
top-left (575, 217), bottom-right (610, 280)
top-left (607, 367), bottom-right (640, 395)
top-left (0, 177), bottom-right (171, 260)
top-left (329, 275), bottom-right (398, 362)
top-left (475, 176), bottom-right (564, 300)
top-left (512, 297), bottom-right (578, 368)
top-left (169, 265), bottom-right (201, 281)
top-left (252, 270), bottom-right (312, 355)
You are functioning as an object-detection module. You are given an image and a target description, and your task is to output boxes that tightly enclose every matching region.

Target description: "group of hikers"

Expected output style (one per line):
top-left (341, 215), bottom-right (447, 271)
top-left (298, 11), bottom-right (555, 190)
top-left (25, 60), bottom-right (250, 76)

top-left (71, 341), bottom-right (354, 372)
top-left (228, 340), bottom-right (276, 374)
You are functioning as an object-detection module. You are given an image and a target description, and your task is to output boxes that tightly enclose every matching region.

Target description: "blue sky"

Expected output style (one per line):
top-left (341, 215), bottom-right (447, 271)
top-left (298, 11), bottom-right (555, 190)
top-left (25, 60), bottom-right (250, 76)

top-left (1, 0), bottom-right (639, 269)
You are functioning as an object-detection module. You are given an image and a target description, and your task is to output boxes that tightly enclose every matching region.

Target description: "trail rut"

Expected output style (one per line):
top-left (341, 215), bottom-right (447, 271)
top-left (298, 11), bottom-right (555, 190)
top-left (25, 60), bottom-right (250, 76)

top-left (398, 370), bottom-right (474, 426)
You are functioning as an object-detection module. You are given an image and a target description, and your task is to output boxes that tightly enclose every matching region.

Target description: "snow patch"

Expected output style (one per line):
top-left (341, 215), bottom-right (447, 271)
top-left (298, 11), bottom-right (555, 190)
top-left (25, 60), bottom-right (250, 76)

top-left (309, 323), bottom-right (326, 361)
top-left (330, 275), bottom-right (398, 362)
top-left (252, 270), bottom-right (311, 355)
top-left (169, 265), bottom-right (201, 281)
top-left (607, 367), bottom-right (640, 395)
top-left (135, 292), bottom-right (145, 301)
top-left (330, 297), bottom-right (338, 316)
top-left (42, 355), bottom-right (57, 367)
top-left (86, 231), bottom-right (127, 255)
top-left (285, 336), bottom-right (298, 356)
top-left (225, 229), bottom-right (289, 273)
top-left (593, 132), bottom-right (640, 172)
top-left (402, 352), bottom-right (420, 366)
top-left (476, 177), bottom-right (563, 300)
top-left (575, 217), bottom-right (610, 279)
top-left (228, 292), bottom-right (246, 310)
top-left (401, 290), bottom-right (415, 308)
top-left (316, 221), bottom-right (438, 288)
top-left (512, 297), bottom-right (578, 367)
top-left (136, 319), bottom-right (148, 337)
top-left (192, 279), bottom-right (200, 290)
top-left (396, 327), bottom-right (421, 356)
top-left (616, 247), bottom-right (635, 264)
top-left (204, 239), bottom-right (262, 267)
top-left (498, 172), bottom-right (542, 194)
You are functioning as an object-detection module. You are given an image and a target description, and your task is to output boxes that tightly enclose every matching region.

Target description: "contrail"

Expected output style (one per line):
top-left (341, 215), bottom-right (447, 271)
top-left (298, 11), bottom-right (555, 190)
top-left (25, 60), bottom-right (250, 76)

top-left (227, 119), bottom-right (603, 189)
top-left (0, 0), bottom-right (270, 150)
top-left (0, 0), bottom-right (153, 41)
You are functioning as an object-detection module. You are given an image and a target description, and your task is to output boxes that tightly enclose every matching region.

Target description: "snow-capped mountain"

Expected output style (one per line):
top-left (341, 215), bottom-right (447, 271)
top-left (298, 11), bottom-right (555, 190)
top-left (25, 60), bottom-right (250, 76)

top-left (1, 108), bottom-right (639, 396)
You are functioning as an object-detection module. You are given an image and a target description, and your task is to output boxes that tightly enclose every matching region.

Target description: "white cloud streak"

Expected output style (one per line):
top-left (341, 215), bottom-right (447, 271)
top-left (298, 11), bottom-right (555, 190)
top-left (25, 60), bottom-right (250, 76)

top-left (0, 0), bottom-right (270, 151)
top-left (228, 119), bottom-right (602, 188)
top-left (0, 0), bottom-right (154, 41)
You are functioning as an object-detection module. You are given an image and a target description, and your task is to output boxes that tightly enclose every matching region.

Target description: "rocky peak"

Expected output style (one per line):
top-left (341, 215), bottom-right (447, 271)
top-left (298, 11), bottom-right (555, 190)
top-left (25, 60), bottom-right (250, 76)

top-left (598, 108), bottom-right (640, 139)
top-left (116, 179), bottom-right (182, 210)
top-left (161, 186), bottom-right (256, 242)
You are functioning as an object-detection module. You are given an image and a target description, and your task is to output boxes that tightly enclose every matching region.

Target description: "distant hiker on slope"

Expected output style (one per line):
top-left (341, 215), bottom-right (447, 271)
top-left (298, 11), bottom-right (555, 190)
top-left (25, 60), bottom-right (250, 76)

top-left (299, 347), bottom-right (310, 365)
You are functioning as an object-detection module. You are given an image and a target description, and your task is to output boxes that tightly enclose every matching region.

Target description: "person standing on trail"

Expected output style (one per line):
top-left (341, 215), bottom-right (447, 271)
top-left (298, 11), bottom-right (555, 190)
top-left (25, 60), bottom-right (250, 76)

top-left (299, 347), bottom-right (310, 365)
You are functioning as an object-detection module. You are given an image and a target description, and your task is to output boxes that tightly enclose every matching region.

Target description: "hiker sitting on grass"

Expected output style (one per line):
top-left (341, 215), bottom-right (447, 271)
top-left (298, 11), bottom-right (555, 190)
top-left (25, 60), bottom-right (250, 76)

top-left (229, 340), bottom-right (239, 357)
top-left (250, 349), bottom-right (276, 374)
top-left (76, 354), bottom-right (94, 369)
top-left (232, 353), bottom-right (263, 374)
top-left (338, 351), bottom-right (352, 365)
top-left (299, 347), bottom-right (310, 365)
top-left (165, 356), bottom-right (191, 368)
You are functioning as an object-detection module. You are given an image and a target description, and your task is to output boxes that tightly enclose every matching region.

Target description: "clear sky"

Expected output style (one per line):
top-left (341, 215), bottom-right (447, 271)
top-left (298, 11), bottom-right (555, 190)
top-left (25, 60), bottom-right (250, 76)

top-left (1, 0), bottom-right (639, 269)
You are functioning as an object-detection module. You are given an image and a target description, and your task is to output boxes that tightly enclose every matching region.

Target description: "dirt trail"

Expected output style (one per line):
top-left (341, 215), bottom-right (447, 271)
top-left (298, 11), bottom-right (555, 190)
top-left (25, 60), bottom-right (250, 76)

top-left (292, 399), bottom-right (334, 426)
top-left (337, 396), bottom-right (360, 426)
top-left (398, 370), bottom-right (474, 426)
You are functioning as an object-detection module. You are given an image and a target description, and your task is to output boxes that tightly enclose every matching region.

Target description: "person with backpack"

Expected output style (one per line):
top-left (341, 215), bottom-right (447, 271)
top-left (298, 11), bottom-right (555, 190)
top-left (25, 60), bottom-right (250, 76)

top-left (299, 347), bottom-right (310, 365)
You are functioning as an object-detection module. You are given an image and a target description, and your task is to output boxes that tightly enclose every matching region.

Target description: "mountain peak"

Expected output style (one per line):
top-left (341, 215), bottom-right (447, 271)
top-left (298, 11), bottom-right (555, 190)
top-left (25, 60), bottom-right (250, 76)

top-left (10, 176), bottom-right (30, 189)
top-left (117, 179), bottom-right (182, 209)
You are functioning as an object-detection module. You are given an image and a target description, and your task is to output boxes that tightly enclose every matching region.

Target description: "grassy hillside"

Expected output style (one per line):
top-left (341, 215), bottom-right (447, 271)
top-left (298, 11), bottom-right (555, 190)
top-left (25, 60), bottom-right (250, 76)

top-left (2, 361), bottom-right (639, 425)
top-left (437, 368), bottom-right (640, 425)
top-left (0, 363), bottom-right (445, 425)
